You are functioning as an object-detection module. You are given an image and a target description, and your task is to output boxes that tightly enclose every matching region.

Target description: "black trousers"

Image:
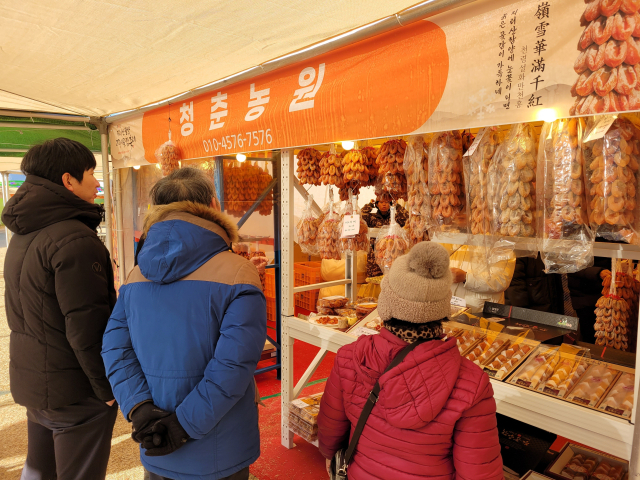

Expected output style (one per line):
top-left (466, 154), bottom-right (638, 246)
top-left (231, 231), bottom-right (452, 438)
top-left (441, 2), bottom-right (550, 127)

top-left (147, 466), bottom-right (250, 480)
top-left (20, 396), bottom-right (118, 480)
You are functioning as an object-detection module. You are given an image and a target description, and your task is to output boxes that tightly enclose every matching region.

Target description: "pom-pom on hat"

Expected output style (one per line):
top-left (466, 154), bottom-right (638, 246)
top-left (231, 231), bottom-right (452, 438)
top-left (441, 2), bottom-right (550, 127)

top-left (377, 242), bottom-right (452, 323)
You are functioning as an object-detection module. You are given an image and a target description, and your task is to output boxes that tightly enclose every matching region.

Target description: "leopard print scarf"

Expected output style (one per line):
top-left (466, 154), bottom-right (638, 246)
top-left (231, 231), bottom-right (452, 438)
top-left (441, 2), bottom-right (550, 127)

top-left (383, 318), bottom-right (444, 344)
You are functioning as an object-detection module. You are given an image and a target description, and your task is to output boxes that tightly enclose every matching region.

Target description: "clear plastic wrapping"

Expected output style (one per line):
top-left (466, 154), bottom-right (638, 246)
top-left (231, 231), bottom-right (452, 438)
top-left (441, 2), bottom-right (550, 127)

top-left (374, 205), bottom-right (409, 274)
top-left (538, 118), bottom-right (594, 273)
top-left (295, 195), bottom-right (320, 255)
top-left (316, 199), bottom-right (341, 260)
top-left (375, 139), bottom-right (408, 201)
top-left (155, 140), bottom-right (181, 176)
top-left (428, 131), bottom-right (465, 232)
top-left (339, 195), bottom-right (369, 254)
top-left (464, 128), bottom-right (503, 236)
top-left (598, 372), bottom-right (635, 418)
top-left (583, 116), bottom-right (640, 244)
top-left (297, 148), bottom-right (322, 186)
top-left (490, 123), bottom-right (538, 257)
top-left (404, 135), bottom-right (430, 245)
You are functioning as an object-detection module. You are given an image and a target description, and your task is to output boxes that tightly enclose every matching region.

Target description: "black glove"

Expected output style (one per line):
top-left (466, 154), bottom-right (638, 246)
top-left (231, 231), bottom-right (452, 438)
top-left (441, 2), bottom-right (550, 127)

top-left (141, 413), bottom-right (190, 457)
top-left (130, 402), bottom-right (171, 443)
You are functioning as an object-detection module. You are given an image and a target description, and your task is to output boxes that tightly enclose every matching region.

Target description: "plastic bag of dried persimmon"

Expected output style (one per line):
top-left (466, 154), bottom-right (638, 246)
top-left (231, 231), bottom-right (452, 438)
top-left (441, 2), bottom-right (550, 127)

top-left (488, 123), bottom-right (538, 258)
top-left (428, 131), bottom-right (466, 237)
top-left (463, 128), bottom-right (503, 238)
top-left (154, 140), bottom-right (181, 176)
top-left (375, 206), bottom-right (409, 274)
top-left (295, 194), bottom-right (320, 256)
top-left (316, 199), bottom-right (342, 261)
top-left (583, 115), bottom-right (640, 245)
top-left (538, 118), bottom-right (594, 273)
top-left (338, 194), bottom-right (369, 256)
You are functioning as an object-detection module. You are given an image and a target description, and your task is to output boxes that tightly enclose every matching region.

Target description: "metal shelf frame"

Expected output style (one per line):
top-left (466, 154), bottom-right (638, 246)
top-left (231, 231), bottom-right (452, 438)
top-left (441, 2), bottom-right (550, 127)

top-left (212, 154), bottom-right (282, 377)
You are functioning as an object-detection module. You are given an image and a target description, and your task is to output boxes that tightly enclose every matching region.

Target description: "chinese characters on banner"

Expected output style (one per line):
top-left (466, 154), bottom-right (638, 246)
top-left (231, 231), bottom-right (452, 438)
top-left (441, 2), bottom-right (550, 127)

top-left (528, 2), bottom-right (550, 108)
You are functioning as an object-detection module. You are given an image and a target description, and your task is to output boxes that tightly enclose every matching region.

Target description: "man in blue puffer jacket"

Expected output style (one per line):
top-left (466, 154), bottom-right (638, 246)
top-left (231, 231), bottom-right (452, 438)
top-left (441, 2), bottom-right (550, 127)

top-left (102, 167), bottom-right (266, 480)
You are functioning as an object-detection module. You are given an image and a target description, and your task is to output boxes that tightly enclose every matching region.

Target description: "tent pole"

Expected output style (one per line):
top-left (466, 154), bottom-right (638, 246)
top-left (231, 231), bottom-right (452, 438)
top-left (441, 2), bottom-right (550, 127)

top-left (98, 122), bottom-right (113, 256)
top-left (114, 168), bottom-right (125, 286)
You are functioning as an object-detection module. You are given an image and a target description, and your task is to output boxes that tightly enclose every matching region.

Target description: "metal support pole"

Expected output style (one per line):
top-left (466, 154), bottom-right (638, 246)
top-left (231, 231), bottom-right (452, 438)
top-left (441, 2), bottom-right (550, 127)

top-left (98, 122), bottom-right (113, 256)
top-left (345, 251), bottom-right (357, 303)
top-left (213, 156), bottom-right (224, 211)
top-left (272, 152), bottom-right (282, 380)
top-left (114, 169), bottom-right (125, 286)
top-left (281, 149), bottom-right (295, 317)
top-left (629, 293), bottom-right (640, 476)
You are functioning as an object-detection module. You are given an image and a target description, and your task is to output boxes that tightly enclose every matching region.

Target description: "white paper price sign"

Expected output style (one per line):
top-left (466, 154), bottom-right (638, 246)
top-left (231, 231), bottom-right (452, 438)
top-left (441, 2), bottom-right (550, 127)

top-left (341, 214), bottom-right (360, 238)
top-left (584, 115), bottom-right (617, 143)
top-left (451, 296), bottom-right (467, 307)
top-left (462, 128), bottom-right (486, 157)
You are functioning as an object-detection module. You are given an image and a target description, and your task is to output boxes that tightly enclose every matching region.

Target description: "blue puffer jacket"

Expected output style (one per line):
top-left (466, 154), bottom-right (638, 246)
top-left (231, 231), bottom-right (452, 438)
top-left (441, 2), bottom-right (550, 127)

top-left (102, 201), bottom-right (267, 480)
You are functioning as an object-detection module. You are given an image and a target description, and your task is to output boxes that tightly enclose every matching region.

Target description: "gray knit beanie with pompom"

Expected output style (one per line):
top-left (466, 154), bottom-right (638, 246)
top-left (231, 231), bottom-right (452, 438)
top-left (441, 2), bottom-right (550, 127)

top-left (377, 242), bottom-right (452, 323)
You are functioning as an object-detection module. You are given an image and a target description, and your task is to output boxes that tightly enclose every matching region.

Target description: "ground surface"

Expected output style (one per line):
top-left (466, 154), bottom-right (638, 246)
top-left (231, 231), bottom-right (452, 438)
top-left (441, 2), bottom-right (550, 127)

top-left (0, 245), bottom-right (332, 480)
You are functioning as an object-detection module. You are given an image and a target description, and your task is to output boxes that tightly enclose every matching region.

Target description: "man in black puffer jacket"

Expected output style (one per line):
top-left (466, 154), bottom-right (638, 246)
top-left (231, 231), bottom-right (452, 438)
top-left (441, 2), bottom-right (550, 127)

top-left (3, 138), bottom-right (117, 479)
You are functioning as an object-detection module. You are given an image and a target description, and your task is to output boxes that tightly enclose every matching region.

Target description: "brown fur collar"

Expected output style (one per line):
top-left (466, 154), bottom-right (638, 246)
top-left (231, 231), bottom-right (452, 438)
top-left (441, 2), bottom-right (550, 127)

top-left (143, 201), bottom-right (239, 243)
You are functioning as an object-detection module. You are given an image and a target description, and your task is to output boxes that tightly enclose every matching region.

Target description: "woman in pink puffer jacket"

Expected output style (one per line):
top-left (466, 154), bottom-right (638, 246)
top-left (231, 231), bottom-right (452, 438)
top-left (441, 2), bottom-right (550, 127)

top-left (317, 242), bottom-right (504, 480)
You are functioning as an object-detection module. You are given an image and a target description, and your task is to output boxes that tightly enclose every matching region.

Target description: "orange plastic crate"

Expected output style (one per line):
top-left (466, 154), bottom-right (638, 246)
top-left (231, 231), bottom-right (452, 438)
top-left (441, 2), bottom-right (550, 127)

top-left (294, 262), bottom-right (322, 312)
top-left (266, 296), bottom-right (276, 327)
top-left (265, 269), bottom-right (276, 299)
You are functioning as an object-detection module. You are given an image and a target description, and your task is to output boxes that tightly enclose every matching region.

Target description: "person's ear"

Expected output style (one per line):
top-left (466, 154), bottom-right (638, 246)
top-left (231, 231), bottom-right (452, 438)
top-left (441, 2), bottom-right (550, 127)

top-left (211, 197), bottom-right (221, 211)
top-left (61, 173), bottom-right (74, 192)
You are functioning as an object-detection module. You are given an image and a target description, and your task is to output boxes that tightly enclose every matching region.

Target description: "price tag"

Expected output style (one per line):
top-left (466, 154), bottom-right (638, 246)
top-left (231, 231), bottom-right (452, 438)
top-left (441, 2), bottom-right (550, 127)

top-left (584, 115), bottom-right (617, 143)
top-left (451, 296), bottom-right (467, 307)
top-left (341, 214), bottom-right (360, 238)
top-left (462, 128), bottom-right (486, 157)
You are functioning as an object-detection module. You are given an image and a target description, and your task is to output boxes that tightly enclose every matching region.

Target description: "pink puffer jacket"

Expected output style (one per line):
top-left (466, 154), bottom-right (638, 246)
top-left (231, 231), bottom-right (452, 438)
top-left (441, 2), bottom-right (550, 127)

top-left (317, 329), bottom-right (503, 480)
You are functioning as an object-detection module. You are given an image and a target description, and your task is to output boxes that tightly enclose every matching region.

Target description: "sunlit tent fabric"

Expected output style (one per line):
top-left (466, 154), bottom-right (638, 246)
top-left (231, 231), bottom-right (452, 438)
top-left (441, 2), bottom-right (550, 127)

top-left (0, 0), bottom-right (423, 116)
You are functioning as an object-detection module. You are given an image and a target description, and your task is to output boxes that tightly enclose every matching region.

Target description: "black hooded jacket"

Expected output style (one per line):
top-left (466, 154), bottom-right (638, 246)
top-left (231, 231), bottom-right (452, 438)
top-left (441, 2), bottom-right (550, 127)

top-left (3, 175), bottom-right (116, 409)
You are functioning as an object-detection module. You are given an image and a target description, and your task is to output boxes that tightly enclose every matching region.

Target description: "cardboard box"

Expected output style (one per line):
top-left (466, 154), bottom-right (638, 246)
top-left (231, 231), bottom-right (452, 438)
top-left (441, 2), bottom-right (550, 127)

top-left (289, 393), bottom-right (323, 424)
top-left (497, 414), bottom-right (557, 476)
top-left (544, 443), bottom-right (628, 479)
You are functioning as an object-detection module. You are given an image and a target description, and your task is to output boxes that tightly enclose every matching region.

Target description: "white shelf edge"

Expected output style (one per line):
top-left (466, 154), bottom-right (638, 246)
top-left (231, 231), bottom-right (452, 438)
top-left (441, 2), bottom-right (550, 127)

top-left (430, 233), bottom-right (640, 260)
top-left (491, 380), bottom-right (634, 459)
top-left (284, 317), bottom-right (635, 460)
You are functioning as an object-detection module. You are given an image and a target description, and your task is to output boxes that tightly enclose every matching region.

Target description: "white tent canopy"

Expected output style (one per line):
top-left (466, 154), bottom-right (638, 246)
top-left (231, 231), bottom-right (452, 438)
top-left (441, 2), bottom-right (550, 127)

top-left (1, 0), bottom-right (427, 117)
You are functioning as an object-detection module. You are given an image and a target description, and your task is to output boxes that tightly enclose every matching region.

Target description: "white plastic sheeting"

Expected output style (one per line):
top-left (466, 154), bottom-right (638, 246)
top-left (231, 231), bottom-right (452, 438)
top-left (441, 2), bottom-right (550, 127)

top-left (1, 0), bottom-right (422, 116)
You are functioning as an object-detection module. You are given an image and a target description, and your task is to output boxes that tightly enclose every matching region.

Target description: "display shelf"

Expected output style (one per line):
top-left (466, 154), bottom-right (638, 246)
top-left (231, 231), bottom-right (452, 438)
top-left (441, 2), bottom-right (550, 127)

top-left (430, 232), bottom-right (640, 261)
top-left (491, 380), bottom-right (634, 460)
top-left (281, 315), bottom-right (636, 460)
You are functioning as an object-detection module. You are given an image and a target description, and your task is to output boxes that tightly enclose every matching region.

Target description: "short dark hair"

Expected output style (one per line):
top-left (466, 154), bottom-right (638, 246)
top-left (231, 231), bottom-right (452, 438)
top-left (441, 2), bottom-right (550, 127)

top-left (150, 167), bottom-right (216, 206)
top-left (21, 138), bottom-right (96, 186)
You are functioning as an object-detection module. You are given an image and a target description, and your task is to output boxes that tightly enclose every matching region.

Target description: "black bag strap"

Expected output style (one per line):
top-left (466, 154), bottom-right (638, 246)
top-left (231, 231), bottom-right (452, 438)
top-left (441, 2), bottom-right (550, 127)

top-left (342, 339), bottom-right (426, 466)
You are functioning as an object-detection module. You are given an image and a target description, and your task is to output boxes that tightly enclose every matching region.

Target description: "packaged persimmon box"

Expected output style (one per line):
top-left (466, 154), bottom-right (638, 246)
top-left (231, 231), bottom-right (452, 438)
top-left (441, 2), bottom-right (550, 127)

top-left (565, 361), bottom-right (622, 409)
top-left (481, 332), bottom-right (539, 381)
top-left (534, 345), bottom-right (591, 399)
top-left (596, 367), bottom-right (635, 419)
